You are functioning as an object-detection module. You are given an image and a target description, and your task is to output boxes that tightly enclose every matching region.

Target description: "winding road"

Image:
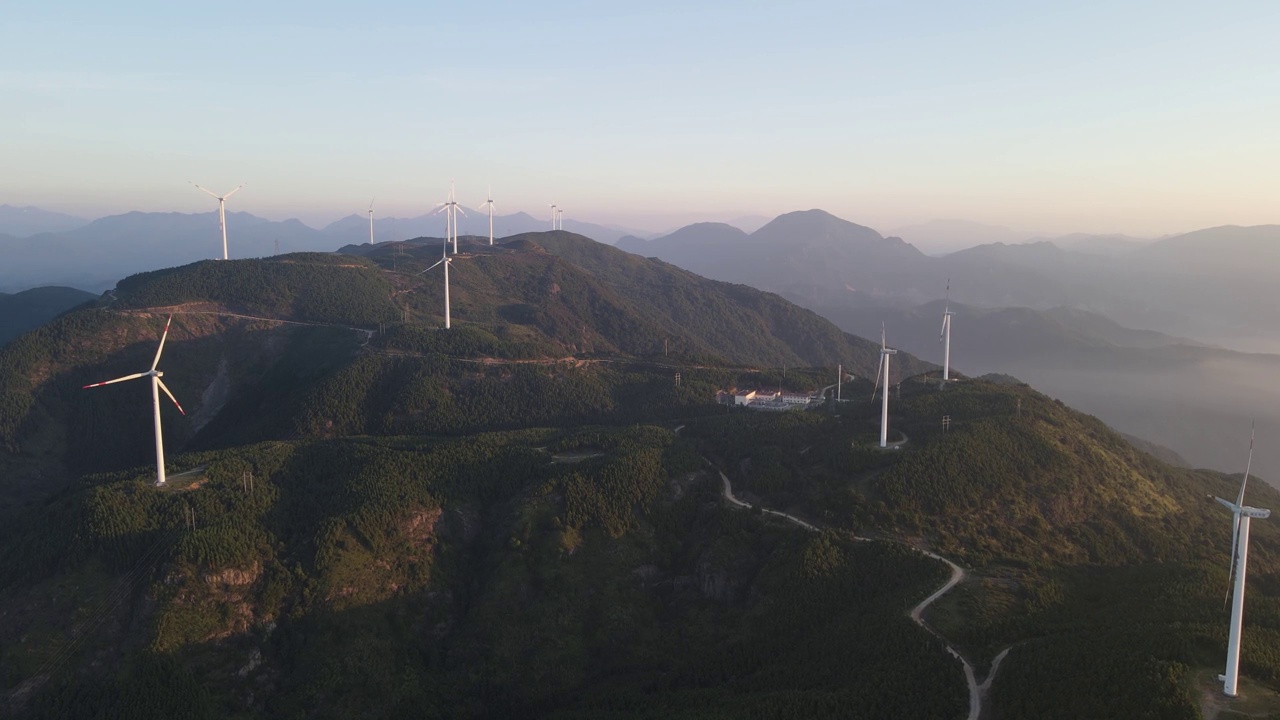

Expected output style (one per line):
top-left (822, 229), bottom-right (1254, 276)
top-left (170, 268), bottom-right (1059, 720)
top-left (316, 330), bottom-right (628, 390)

top-left (711, 459), bottom-right (1008, 720)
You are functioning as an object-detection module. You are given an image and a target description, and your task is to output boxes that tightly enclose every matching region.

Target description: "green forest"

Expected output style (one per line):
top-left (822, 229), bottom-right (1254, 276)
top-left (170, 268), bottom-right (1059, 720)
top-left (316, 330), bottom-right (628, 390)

top-left (3, 242), bottom-right (1280, 719)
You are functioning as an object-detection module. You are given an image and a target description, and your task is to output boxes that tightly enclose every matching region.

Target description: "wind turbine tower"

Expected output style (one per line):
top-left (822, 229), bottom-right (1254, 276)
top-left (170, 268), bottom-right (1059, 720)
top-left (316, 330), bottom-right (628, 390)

top-left (368, 198), bottom-right (376, 244)
top-left (82, 316), bottom-right (186, 486)
top-left (1216, 426), bottom-right (1271, 697)
top-left (557, 207), bottom-right (564, 230)
top-left (192, 182), bottom-right (245, 260)
top-left (549, 203), bottom-right (558, 230)
top-left (418, 236), bottom-right (453, 329)
top-left (941, 280), bottom-right (954, 381)
top-left (479, 187), bottom-right (496, 245)
top-left (872, 325), bottom-right (898, 448)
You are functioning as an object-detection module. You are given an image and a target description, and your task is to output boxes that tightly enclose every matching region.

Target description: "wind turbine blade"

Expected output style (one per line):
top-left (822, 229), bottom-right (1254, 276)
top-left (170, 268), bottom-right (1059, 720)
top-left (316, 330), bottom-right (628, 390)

top-left (1237, 422), bottom-right (1256, 506)
top-left (418, 258), bottom-right (446, 275)
top-left (455, 206), bottom-right (466, 216)
top-left (156, 378), bottom-right (186, 415)
top-left (151, 315), bottom-right (174, 371)
top-left (872, 354), bottom-right (884, 400)
top-left (1225, 510), bottom-right (1241, 609)
top-left (222, 184), bottom-right (245, 199)
top-left (83, 372), bottom-right (146, 389)
top-left (191, 183), bottom-right (220, 199)
top-left (431, 203), bottom-right (448, 215)
top-left (940, 314), bottom-right (948, 341)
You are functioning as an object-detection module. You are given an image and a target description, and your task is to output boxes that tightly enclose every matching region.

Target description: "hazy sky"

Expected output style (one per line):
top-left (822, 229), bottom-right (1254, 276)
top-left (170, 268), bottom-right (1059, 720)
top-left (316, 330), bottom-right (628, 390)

top-left (3, 1), bottom-right (1279, 234)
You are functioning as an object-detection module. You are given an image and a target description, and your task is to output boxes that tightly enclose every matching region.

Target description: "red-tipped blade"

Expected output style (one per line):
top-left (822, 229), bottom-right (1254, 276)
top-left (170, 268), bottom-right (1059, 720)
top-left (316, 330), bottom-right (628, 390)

top-left (156, 378), bottom-right (185, 415)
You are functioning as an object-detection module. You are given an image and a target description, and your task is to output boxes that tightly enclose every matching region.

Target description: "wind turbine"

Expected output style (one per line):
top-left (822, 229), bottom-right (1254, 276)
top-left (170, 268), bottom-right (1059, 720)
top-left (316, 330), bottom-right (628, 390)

top-left (1215, 425), bottom-right (1270, 697)
top-left (556, 207), bottom-right (564, 231)
top-left (82, 315), bottom-right (186, 486)
top-left (418, 236), bottom-right (452, 329)
top-left (434, 183), bottom-right (466, 254)
top-left (191, 183), bottom-right (245, 260)
top-left (549, 203), bottom-right (558, 230)
top-left (368, 198), bottom-right (376, 245)
top-left (940, 279), bottom-right (954, 381)
top-left (872, 324), bottom-right (898, 448)
top-left (479, 187), bottom-right (496, 245)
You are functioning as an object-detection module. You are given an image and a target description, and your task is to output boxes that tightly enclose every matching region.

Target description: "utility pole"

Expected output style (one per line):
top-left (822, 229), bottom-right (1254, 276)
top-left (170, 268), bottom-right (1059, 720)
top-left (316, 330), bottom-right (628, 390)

top-left (942, 415), bottom-right (951, 432)
top-left (674, 372), bottom-right (682, 387)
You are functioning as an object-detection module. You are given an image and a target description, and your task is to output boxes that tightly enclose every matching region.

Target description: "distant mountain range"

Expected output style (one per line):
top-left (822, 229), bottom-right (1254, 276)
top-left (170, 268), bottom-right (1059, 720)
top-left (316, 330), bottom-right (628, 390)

top-left (889, 218), bottom-right (1150, 256)
top-left (0, 207), bottom-right (647, 293)
top-left (0, 205), bottom-right (89, 237)
top-left (619, 210), bottom-right (1280, 352)
top-left (6, 204), bottom-right (1279, 354)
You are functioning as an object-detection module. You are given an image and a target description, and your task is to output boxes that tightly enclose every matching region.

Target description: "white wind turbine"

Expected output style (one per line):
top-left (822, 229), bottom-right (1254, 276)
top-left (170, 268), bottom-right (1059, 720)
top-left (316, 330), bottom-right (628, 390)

top-left (418, 236), bottom-right (453, 329)
top-left (368, 198), bottom-right (376, 245)
top-left (191, 182), bottom-right (245, 260)
top-left (434, 183), bottom-right (466, 254)
top-left (872, 324), bottom-right (898, 448)
top-left (1215, 425), bottom-right (1270, 697)
top-left (940, 279), bottom-right (954, 381)
top-left (479, 187), bottom-right (496, 245)
top-left (82, 315), bottom-right (186, 486)
top-left (556, 207), bottom-right (564, 230)
top-left (549, 203), bottom-right (558, 230)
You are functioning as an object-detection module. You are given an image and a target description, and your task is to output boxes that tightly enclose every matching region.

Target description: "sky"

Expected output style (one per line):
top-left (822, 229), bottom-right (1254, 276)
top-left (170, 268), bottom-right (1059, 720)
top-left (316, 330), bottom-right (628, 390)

top-left (3, 1), bottom-right (1279, 235)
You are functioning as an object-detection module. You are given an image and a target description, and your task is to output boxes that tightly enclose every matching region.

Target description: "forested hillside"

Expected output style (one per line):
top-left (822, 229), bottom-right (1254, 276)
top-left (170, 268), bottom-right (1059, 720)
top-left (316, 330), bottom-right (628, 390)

top-left (3, 426), bottom-right (967, 719)
top-left (684, 376), bottom-right (1280, 718)
top-left (0, 286), bottom-right (96, 346)
top-left (342, 232), bottom-right (925, 373)
top-left (3, 239), bottom-right (1278, 719)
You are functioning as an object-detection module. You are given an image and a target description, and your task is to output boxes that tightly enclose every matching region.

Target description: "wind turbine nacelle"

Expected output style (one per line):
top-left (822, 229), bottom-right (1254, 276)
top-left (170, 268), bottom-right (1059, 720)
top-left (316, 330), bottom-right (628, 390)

top-left (1241, 506), bottom-right (1271, 519)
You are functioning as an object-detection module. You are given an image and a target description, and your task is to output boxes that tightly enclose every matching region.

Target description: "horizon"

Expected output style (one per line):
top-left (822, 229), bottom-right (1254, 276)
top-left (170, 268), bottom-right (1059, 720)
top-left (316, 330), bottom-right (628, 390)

top-left (13, 200), bottom-right (1274, 246)
top-left (5, 2), bottom-right (1280, 237)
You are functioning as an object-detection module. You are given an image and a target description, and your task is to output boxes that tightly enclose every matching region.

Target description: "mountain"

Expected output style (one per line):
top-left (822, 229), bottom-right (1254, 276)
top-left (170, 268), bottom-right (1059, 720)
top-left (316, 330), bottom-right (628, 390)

top-left (4, 235), bottom-right (1280, 718)
top-left (322, 210), bottom-right (642, 247)
top-left (6, 334), bottom-right (1280, 718)
top-left (0, 208), bottom-right (644, 296)
top-left (615, 222), bottom-right (747, 258)
top-left (0, 286), bottom-right (97, 346)
top-left (688, 375), bottom-right (1280, 718)
top-left (345, 231), bottom-right (924, 374)
top-left (618, 210), bottom-right (927, 309)
top-left (625, 210), bottom-right (1280, 352)
top-left (0, 205), bottom-right (89, 237)
top-left (890, 218), bottom-right (1032, 255)
top-left (0, 234), bottom-right (929, 511)
top-left (1037, 232), bottom-right (1149, 256)
top-left (824, 299), bottom-right (1280, 485)
top-left (0, 211), bottom-right (335, 292)
top-left (1133, 224), bottom-right (1280, 274)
